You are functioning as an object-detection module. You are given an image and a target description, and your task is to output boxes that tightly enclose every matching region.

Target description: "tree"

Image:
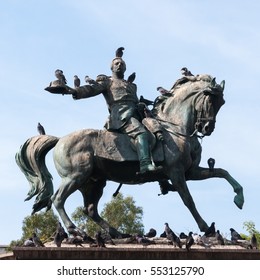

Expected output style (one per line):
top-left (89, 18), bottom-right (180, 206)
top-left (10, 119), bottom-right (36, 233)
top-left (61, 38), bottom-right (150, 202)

top-left (243, 220), bottom-right (260, 248)
top-left (9, 209), bottom-right (60, 247)
top-left (71, 193), bottom-right (144, 236)
top-left (21, 209), bottom-right (60, 242)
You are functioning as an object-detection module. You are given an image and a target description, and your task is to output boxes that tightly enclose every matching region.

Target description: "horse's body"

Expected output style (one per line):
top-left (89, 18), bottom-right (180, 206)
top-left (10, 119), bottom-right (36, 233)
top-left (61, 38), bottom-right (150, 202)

top-left (16, 75), bottom-right (244, 237)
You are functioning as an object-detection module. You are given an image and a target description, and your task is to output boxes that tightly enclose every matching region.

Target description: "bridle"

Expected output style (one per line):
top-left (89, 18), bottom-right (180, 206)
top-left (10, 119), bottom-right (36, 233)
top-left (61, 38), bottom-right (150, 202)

top-left (193, 92), bottom-right (215, 136)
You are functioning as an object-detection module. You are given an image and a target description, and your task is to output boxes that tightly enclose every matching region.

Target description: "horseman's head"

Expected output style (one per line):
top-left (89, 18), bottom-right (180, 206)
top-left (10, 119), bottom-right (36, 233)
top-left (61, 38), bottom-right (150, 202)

top-left (194, 76), bottom-right (225, 136)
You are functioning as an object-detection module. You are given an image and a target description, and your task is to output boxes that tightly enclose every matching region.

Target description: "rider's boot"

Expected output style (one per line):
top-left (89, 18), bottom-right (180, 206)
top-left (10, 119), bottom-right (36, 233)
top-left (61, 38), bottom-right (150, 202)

top-left (135, 133), bottom-right (162, 174)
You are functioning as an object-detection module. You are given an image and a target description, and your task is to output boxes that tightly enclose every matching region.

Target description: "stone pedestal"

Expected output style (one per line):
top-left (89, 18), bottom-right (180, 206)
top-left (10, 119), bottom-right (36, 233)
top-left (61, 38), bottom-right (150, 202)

top-left (13, 247), bottom-right (260, 260)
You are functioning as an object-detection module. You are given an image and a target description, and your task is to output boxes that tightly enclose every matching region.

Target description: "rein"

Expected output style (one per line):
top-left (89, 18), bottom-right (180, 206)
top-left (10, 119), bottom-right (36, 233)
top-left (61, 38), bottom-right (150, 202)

top-left (155, 117), bottom-right (204, 139)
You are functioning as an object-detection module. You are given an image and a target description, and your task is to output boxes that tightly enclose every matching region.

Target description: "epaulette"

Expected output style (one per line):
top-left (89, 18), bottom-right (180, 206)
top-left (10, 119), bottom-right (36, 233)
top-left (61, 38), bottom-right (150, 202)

top-left (96, 74), bottom-right (110, 82)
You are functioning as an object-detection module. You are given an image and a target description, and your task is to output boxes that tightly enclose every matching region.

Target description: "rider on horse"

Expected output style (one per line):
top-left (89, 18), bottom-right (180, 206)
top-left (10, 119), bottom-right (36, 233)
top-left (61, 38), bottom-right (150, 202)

top-left (68, 50), bottom-right (162, 174)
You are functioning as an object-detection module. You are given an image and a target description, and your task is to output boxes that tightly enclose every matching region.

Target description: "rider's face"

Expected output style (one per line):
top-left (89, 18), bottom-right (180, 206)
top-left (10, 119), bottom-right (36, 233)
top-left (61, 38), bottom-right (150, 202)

top-left (111, 58), bottom-right (126, 75)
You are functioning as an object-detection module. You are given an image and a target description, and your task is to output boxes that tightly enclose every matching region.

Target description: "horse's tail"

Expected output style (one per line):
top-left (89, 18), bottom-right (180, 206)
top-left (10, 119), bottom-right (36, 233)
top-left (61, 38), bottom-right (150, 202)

top-left (15, 135), bottom-right (59, 214)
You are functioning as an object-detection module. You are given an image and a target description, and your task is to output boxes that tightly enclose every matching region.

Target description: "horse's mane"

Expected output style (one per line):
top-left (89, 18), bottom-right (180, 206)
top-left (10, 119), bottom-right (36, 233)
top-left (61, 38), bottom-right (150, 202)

top-left (153, 74), bottom-right (214, 116)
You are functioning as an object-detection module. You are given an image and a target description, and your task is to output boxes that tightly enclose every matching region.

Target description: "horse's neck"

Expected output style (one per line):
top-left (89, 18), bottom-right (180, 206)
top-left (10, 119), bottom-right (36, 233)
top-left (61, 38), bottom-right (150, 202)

top-left (158, 95), bottom-right (196, 135)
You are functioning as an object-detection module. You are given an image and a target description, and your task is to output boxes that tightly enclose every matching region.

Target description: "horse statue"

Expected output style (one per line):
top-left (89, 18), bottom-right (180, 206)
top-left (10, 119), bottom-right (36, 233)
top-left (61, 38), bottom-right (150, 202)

top-left (15, 74), bottom-right (244, 238)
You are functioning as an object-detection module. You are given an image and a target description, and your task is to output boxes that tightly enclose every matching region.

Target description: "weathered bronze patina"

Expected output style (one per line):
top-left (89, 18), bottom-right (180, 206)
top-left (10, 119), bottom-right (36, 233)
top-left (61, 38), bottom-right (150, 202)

top-left (16, 49), bottom-right (244, 238)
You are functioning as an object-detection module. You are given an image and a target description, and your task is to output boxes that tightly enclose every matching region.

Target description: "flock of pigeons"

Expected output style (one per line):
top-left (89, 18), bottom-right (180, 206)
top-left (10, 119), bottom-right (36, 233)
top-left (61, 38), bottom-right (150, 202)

top-left (22, 221), bottom-right (258, 251)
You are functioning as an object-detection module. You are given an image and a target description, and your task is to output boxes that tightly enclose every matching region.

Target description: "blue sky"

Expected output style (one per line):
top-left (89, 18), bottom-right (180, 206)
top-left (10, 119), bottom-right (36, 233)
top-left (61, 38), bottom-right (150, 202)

top-left (0, 0), bottom-right (259, 244)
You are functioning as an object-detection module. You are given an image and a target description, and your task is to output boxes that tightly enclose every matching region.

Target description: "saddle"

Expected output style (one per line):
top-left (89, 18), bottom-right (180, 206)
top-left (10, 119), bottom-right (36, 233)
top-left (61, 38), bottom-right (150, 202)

top-left (95, 130), bottom-right (164, 162)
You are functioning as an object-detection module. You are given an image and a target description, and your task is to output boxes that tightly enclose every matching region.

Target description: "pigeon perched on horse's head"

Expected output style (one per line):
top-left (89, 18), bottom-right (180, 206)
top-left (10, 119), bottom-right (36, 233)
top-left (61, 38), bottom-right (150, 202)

top-left (181, 67), bottom-right (193, 76)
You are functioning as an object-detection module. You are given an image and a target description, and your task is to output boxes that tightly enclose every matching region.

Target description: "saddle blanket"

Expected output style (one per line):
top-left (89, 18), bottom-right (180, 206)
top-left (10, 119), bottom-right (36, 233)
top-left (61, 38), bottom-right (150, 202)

top-left (95, 130), bottom-right (164, 162)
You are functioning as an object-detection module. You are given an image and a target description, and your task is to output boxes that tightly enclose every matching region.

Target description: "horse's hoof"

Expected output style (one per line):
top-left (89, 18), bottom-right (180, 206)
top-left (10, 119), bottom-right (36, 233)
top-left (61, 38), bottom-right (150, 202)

top-left (234, 195), bottom-right (244, 209)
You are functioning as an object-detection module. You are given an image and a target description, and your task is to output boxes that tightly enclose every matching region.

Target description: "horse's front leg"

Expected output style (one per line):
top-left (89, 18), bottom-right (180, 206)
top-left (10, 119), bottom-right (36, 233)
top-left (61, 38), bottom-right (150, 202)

top-left (169, 170), bottom-right (209, 232)
top-left (185, 167), bottom-right (244, 209)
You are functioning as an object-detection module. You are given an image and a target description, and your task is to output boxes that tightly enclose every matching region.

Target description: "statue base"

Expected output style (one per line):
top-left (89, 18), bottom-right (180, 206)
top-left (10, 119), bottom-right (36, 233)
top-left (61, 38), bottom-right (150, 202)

top-left (12, 247), bottom-right (260, 260)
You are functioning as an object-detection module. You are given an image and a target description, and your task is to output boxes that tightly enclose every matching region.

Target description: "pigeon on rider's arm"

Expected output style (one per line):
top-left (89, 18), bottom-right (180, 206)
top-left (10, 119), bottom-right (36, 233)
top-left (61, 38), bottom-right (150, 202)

top-left (55, 69), bottom-right (67, 84)
top-left (85, 75), bottom-right (97, 85)
top-left (74, 75), bottom-right (80, 88)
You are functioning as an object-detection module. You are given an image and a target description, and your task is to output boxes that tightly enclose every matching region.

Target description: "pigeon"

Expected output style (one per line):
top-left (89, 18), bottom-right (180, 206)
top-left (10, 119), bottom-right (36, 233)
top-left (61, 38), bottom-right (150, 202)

top-left (160, 231), bottom-right (167, 238)
top-left (139, 95), bottom-right (154, 106)
top-left (23, 238), bottom-right (35, 247)
top-left (54, 231), bottom-right (63, 247)
top-left (204, 222), bottom-right (216, 237)
top-left (164, 223), bottom-right (182, 248)
top-left (144, 228), bottom-right (157, 238)
top-left (37, 122), bottom-right (46, 135)
top-left (115, 47), bottom-right (124, 58)
top-left (181, 67), bottom-right (193, 76)
top-left (200, 235), bottom-right (212, 248)
top-left (157, 86), bottom-right (171, 96)
top-left (230, 228), bottom-right (244, 243)
top-left (185, 232), bottom-right (194, 251)
top-left (216, 230), bottom-right (225, 245)
top-left (179, 232), bottom-right (188, 239)
top-left (32, 232), bottom-right (45, 247)
top-left (207, 158), bottom-right (215, 171)
top-left (135, 235), bottom-right (154, 247)
top-left (54, 222), bottom-right (68, 247)
top-left (55, 69), bottom-right (67, 84)
top-left (95, 231), bottom-right (106, 248)
top-left (250, 234), bottom-right (258, 249)
top-left (85, 75), bottom-right (97, 85)
top-left (67, 236), bottom-right (84, 247)
top-left (74, 75), bottom-right (80, 88)
top-left (127, 72), bottom-right (136, 83)
top-left (82, 233), bottom-right (96, 244)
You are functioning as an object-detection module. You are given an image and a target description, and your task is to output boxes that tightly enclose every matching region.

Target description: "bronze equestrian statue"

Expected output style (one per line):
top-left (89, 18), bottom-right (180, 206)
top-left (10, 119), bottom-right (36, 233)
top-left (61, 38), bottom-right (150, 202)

top-left (16, 48), bottom-right (244, 238)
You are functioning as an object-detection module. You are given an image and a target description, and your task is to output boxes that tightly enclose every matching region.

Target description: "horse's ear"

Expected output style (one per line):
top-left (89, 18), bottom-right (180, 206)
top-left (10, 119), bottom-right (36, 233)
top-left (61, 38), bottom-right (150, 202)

top-left (211, 77), bottom-right (216, 87)
top-left (220, 80), bottom-right (225, 91)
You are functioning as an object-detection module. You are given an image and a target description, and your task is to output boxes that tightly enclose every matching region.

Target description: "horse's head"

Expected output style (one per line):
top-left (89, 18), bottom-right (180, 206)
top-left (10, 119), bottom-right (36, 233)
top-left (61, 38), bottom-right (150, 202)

top-left (194, 76), bottom-right (225, 136)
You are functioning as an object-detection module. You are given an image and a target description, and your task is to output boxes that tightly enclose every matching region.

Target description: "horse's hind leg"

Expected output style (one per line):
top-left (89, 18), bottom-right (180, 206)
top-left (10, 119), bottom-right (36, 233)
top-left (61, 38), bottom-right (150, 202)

top-left (185, 167), bottom-right (244, 209)
top-left (79, 179), bottom-right (122, 238)
top-left (52, 177), bottom-right (82, 233)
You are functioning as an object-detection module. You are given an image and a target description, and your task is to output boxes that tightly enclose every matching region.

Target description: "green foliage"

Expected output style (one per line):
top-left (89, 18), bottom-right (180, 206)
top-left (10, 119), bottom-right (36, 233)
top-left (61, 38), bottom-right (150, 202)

top-left (71, 193), bottom-right (144, 237)
top-left (21, 209), bottom-right (59, 242)
top-left (8, 209), bottom-right (60, 248)
top-left (243, 220), bottom-right (260, 248)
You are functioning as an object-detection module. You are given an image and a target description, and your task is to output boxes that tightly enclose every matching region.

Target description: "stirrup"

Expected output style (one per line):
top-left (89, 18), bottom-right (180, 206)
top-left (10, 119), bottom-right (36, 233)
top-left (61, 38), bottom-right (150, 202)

top-left (138, 163), bottom-right (163, 175)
